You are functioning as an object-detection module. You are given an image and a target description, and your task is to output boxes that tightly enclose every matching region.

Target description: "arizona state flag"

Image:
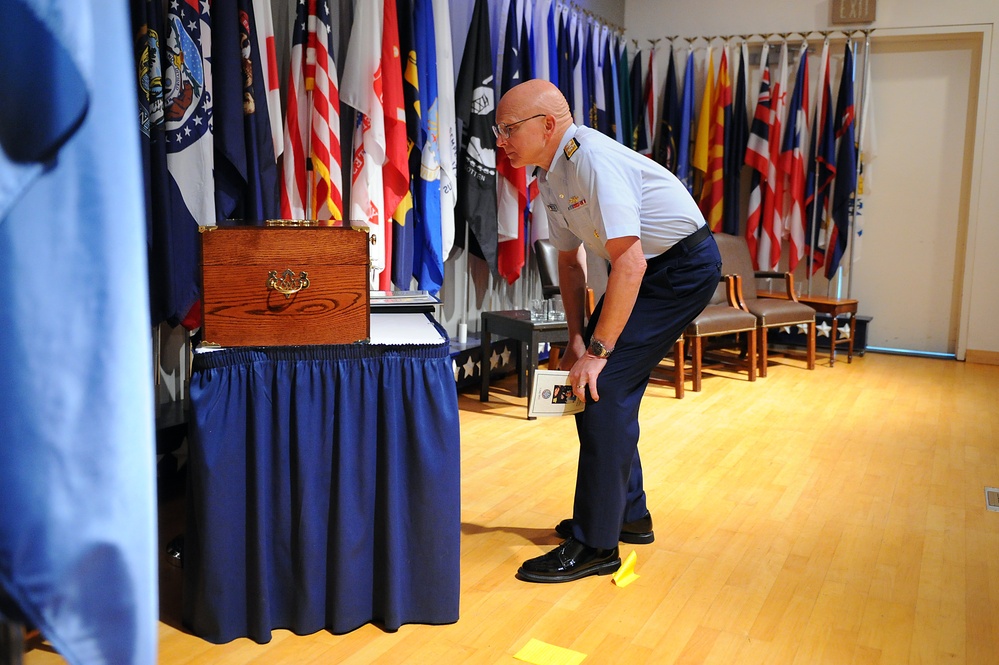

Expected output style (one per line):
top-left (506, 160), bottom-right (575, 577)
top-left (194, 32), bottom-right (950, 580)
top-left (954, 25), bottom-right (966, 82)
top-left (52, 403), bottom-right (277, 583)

top-left (454, 0), bottom-right (498, 275)
top-left (692, 47), bottom-right (714, 188)
top-left (699, 46), bottom-right (729, 231)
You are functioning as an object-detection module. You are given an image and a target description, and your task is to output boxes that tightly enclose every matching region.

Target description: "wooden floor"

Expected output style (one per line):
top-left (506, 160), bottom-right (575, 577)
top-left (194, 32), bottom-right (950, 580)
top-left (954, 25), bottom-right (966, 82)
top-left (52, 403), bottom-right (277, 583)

top-left (26, 351), bottom-right (999, 664)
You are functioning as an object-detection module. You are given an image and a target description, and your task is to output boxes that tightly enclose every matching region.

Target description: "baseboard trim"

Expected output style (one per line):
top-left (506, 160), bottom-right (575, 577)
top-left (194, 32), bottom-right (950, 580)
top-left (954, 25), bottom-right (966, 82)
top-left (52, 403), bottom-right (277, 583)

top-left (966, 349), bottom-right (999, 365)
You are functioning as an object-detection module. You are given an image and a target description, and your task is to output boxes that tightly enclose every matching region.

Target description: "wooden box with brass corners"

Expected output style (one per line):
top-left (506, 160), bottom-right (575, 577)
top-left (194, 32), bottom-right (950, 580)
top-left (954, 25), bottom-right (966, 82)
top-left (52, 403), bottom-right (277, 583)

top-left (200, 224), bottom-right (370, 347)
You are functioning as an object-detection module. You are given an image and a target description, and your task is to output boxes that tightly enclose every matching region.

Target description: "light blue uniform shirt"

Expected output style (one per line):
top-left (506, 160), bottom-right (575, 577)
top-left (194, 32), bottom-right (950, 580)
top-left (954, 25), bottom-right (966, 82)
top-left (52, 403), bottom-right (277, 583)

top-left (537, 124), bottom-right (705, 262)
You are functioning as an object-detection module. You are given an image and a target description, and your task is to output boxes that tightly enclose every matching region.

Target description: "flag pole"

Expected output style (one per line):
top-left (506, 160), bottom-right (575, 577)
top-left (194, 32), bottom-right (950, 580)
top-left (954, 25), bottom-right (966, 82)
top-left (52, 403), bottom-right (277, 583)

top-left (458, 223), bottom-right (470, 344)
top-left (846, 31), bottom-right (871, 299)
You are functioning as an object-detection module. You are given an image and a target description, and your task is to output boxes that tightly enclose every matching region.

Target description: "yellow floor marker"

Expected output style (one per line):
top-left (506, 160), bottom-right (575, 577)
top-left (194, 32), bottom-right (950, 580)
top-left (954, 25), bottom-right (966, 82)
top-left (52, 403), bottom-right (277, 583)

top-left (514, 637), bottom-right (587, 665)
top-left (612, 550), bottom-right (639, 587)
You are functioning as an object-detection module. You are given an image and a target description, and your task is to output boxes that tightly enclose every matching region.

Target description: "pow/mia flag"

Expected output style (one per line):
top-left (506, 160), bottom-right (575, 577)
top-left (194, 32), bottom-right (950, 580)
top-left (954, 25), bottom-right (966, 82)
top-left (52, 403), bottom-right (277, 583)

top-left (454, 0), bottom-right (498, 276)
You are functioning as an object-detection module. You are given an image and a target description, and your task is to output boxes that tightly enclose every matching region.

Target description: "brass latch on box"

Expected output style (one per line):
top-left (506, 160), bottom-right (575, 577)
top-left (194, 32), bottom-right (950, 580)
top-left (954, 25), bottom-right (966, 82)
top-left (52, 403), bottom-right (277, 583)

top-left (266, 269), bottom-right (310, 298)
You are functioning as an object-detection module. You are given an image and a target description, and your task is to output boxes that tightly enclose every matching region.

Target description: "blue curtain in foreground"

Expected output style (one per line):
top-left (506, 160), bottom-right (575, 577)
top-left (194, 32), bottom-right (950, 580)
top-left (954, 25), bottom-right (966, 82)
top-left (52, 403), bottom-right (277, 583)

top-left (184, 342), bottom-right (461, 643)
top-left (0, 2), bottom-right (159, 664)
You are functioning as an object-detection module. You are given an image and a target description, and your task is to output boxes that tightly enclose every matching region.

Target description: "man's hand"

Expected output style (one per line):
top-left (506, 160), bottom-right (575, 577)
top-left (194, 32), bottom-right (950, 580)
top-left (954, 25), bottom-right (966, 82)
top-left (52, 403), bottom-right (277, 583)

top-left (569, 354), bottom-right (607, 401)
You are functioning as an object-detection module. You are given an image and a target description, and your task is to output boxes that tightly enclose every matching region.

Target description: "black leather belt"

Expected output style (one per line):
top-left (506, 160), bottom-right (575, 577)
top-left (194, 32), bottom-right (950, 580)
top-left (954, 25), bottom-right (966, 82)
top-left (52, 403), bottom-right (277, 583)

top-left (649, 224), bottom-right (711, 268)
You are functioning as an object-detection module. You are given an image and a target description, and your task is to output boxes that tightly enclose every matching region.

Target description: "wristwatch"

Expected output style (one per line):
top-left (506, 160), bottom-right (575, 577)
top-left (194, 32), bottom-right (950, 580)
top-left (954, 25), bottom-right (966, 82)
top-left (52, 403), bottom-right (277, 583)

top-left (587, 338), bottom-right (613, 359)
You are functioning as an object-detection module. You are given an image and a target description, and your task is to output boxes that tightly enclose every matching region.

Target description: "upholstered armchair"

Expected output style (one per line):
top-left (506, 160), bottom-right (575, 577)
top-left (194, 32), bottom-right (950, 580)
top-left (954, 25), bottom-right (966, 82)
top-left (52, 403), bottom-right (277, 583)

top-left (714, 233), bottom-right (816, 376)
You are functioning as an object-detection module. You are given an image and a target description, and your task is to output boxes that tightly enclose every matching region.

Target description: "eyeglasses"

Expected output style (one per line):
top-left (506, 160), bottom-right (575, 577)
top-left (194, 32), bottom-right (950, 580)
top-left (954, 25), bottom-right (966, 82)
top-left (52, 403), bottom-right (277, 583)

top-left (492, 114), bottom-right (545, 140)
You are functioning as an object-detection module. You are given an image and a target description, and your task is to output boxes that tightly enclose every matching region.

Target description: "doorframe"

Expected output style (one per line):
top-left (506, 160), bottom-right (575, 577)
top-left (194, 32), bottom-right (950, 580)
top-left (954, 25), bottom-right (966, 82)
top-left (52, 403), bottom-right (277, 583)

top-left (869, 24), bottom-right (991, 361)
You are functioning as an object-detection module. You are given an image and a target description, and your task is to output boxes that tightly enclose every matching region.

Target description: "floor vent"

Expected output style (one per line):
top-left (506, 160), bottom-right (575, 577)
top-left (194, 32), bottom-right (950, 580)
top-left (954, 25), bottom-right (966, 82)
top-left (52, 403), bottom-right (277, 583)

top-left (986, 487), bottom-right (999, 512)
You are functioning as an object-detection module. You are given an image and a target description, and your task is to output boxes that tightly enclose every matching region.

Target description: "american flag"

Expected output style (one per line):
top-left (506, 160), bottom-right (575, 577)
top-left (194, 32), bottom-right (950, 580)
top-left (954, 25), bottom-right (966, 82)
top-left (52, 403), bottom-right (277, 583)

top-left (279, 0), bottom-right (343, 220)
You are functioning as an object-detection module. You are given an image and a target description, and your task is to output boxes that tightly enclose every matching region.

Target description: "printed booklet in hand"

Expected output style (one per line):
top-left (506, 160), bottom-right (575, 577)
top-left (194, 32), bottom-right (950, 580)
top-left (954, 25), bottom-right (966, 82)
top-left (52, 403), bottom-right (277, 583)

top-left (528, 370), bottom-right (585, 417)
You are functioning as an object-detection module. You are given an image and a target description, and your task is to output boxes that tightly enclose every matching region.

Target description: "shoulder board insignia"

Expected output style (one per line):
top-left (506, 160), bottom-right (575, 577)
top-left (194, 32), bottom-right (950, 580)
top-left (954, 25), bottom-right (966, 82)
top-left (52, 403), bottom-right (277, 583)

top-left (563, 138), bottom-right (580, 160)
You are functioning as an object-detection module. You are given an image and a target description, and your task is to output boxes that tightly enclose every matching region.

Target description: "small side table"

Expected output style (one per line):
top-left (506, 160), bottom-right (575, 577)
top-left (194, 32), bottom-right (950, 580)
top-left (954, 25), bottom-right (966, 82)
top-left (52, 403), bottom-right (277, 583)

top-left (480, 310), bottom-right (569, 416)
top-left (759, 291), bottom-right (859, 366)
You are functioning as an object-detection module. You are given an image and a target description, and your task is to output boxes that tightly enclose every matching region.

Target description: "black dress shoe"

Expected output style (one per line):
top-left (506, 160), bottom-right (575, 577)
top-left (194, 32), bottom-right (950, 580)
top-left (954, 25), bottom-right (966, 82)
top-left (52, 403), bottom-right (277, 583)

top-left (517, 537), bottom-right (621, 583)
top-left (555, 511), bottom-right (655, 545)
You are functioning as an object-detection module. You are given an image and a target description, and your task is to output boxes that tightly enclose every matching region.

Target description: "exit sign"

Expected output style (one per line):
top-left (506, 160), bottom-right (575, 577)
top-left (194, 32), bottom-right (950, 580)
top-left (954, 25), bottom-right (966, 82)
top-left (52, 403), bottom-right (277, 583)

top-left (831, 0), bottom-right (876, 24)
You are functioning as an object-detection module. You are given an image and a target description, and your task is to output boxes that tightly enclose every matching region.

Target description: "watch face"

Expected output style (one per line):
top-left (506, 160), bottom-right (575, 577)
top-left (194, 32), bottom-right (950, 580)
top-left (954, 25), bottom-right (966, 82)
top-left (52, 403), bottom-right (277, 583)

top-left (589, 339), bottom-right (609, 357)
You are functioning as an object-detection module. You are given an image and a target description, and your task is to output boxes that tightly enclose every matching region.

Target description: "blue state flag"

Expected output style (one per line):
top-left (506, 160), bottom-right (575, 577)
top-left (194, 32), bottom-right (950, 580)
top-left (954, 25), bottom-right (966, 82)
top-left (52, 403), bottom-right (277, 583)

top-left (723, 45), bottom-right (749, 235)
top-left (828, 41), bottom-right (857, 279)
top-left (677, 49), bottom-right (695, 192)
top-left (413, 0), bottom-right (444, 293)
top-left (556, 10), bottom-right (572, 109)
top-left (0, 2), bottom-right (158, 663)
top-left (164, 0), bottom-right (215, 327)
top-left (546, 1), bottom-right (558, 89)
top-left (212, 0), bottom-right (279, 222)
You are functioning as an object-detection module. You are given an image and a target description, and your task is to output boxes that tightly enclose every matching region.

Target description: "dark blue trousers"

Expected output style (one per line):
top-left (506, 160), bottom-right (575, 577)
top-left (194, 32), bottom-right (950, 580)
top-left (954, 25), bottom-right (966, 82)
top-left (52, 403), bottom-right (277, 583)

top-left (570, 232), bottom-right (722, 549)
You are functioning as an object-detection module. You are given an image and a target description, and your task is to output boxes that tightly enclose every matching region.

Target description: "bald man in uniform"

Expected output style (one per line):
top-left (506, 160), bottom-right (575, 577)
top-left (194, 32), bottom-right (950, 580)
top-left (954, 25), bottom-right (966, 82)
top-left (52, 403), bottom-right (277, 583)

top-left (495, 79), bottom-right (722, 583)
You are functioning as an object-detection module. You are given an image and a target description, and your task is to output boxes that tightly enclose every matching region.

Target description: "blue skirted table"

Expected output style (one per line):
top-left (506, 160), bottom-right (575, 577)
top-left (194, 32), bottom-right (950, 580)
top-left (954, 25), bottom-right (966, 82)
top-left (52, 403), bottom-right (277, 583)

top-left (183, 330), bottom-right (461, 644)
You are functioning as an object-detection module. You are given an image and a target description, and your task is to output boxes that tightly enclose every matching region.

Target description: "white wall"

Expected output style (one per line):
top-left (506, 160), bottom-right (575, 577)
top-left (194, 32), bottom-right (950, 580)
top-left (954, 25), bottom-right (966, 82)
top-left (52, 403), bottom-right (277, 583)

top-left (624, 0), bottom-right (999, 359)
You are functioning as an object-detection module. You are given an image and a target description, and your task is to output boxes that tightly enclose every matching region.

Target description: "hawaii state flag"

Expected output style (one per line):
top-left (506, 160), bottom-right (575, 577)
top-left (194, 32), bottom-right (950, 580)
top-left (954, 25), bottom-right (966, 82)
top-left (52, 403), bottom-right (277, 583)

top-left (779, 43), bottom-right (810, 272)
top-left (758, 42), bottom-right (788, 271)
top-left (744, 44), bottom-right (772, 268)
